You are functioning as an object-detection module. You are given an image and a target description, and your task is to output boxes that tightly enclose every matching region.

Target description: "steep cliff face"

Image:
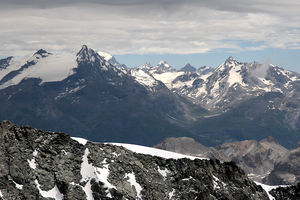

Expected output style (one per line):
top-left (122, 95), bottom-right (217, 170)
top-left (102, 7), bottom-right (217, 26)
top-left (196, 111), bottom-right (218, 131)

top-left (0, 121), bottom-right (268, 200)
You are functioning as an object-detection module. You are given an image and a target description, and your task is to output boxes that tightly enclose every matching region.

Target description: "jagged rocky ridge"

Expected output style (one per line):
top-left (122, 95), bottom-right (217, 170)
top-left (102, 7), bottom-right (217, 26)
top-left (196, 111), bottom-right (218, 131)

top-left (0, 121), bottom-right (269, 200)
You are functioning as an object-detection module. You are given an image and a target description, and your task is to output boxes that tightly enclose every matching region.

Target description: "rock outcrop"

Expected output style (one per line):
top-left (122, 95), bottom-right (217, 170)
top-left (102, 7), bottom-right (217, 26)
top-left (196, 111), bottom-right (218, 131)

top-left (0, 121), bottom-right (268, 199)
top-left (270, 183), bottom-right (300, 200)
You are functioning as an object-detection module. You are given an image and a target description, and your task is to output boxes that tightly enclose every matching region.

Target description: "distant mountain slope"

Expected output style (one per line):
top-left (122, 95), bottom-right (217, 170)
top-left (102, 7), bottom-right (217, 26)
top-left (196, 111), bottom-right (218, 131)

top-left (0, 121), bottom-right (270, 200)
top-left (190, 91), bottom-right (300, 148)
top-left (263, 145), bottom-right (300, 185)
top-left (1, 47), bottom-right (300, 148)
top-left (97, 51), bottom-right (127, 69)
top-left (0, 45), bottom-right (205, 146)
top-left (154, 136), bottom-right (289, 183)
top-left (179, 63), bottom-right (196, 72)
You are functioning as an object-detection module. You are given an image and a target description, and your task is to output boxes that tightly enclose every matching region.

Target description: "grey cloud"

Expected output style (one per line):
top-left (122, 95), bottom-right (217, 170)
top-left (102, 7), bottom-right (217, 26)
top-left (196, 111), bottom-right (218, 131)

top-left (0, 0), bottom-right (299, 56)
top-left (2, 0), bottom-right (300, 14)
top-left (251, 59), bottom-right (270, 78)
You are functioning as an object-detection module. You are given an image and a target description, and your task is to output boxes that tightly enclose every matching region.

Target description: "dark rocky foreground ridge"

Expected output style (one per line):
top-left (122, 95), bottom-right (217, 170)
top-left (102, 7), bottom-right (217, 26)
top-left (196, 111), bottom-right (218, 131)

top-left (269, 183), bottom-right (300, 200)
top-left (0, 121), bottom-right (270, 200)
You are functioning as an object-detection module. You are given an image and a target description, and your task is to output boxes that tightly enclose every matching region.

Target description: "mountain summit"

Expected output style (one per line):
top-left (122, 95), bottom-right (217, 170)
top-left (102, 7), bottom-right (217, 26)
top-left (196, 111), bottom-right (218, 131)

top-left (180, 63), bottom-right (196, 72)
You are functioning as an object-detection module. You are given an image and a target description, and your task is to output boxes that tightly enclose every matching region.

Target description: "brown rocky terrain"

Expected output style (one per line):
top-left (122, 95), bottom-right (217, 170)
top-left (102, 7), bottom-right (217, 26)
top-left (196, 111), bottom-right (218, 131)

top-left (155, 136), bottom-right (289, 183)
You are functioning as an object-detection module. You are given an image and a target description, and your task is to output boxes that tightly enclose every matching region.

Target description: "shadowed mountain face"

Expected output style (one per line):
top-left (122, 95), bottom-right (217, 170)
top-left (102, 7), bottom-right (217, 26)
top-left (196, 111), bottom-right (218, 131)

top-left (0, 46), bottom-right (205, 146)
top-left (1, 46), bottom-right (300, 148)
top-left (0, 121), bottom-right (269, 200)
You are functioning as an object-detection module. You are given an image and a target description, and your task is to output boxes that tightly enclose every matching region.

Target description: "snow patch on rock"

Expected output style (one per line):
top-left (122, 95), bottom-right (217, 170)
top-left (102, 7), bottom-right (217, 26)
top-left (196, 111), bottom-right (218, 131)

top-left (131, 69), bottom-right (157, 88)
top-left (153, 71), bottom-right (184, 89)
top-left (158, 167), bottom-right (170, 179)
top-left (35, 180), bottom-right (63, 200)
top-left (13, 180), bottom-right (23, 190)
top-left (255, 182), bottom-right (288, 200)
top-left (125, 172), bottom-right (143, 199)
top-left (97, 51), bottom-right (113, 61)
top-left (72, 137), bottom-right (88, 145)
top-left (80, 148), bottom-right (115, 198)
top-left (27, 150), bottom-right (38, 169)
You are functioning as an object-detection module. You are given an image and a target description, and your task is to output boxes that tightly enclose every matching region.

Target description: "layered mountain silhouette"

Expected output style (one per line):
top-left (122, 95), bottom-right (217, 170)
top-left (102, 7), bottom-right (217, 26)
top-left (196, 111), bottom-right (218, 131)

top-left (1, 45), bottom-right (300, 148)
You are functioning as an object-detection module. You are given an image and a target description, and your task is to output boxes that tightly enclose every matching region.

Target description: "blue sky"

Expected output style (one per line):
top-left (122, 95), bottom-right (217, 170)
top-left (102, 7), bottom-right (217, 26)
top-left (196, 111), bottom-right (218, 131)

top-left (115, 48), bottom-right (300, 72)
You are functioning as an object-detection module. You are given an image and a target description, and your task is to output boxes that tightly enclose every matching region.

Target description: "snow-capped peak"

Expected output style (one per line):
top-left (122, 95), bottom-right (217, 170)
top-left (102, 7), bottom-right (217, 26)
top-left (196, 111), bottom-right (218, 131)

top-left (157, 60), bottom-right (171, 69)
top-left (215, 56), bottom-right (240, 72)
top-left (34, 49), bottom-right (51, 58)
top-left (97, 51), bottom-right (113, 62)
top-left (225, 56), bottom-right (236, 63)
top-left (180, 63), bottom-right (196, 72)
top-left (0, 49), bottom-right (77, 90)
top-left (137, 62), bottom-right (153, 70)
top-left (76, 45), bottom-right (102, 64)
top-left (26, 49), bottom-right (52, 64)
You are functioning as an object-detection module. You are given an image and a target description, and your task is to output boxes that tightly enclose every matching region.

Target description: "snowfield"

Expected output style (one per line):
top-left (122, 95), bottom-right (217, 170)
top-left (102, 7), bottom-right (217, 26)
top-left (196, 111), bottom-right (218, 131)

top-left (71, 137), bottom-right (204, 160)
top-left (0, 53), bottom-right (77, 89)
top-left (110, 143), bottom-right (205, 160)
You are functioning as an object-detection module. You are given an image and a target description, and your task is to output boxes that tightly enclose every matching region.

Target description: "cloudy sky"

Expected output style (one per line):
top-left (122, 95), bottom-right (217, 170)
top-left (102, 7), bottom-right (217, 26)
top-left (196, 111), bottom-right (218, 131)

top-left (1, 0), bottom-right (300, 70)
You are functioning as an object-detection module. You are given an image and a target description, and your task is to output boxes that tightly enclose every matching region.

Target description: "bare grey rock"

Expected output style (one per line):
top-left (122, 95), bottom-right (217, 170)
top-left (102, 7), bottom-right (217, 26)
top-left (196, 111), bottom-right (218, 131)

top-left (0, 121), bottom-right (269, 200)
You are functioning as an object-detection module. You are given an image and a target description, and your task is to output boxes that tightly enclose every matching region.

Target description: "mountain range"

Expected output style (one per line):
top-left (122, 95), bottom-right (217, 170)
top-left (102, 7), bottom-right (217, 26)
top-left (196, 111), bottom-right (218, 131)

top-left (1, 45), bottom-right (300, 148)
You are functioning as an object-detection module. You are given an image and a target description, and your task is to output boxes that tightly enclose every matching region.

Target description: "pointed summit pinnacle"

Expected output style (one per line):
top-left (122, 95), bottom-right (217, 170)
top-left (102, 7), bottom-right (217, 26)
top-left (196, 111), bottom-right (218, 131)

top-left (34, 49), bottom-right (51, 58)
top-left (226, 56), bottom-right (236, 62)
top-left (77, 45), bottom-right (89, 56)
top-left (76, 45), bottom-right (102, 64)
